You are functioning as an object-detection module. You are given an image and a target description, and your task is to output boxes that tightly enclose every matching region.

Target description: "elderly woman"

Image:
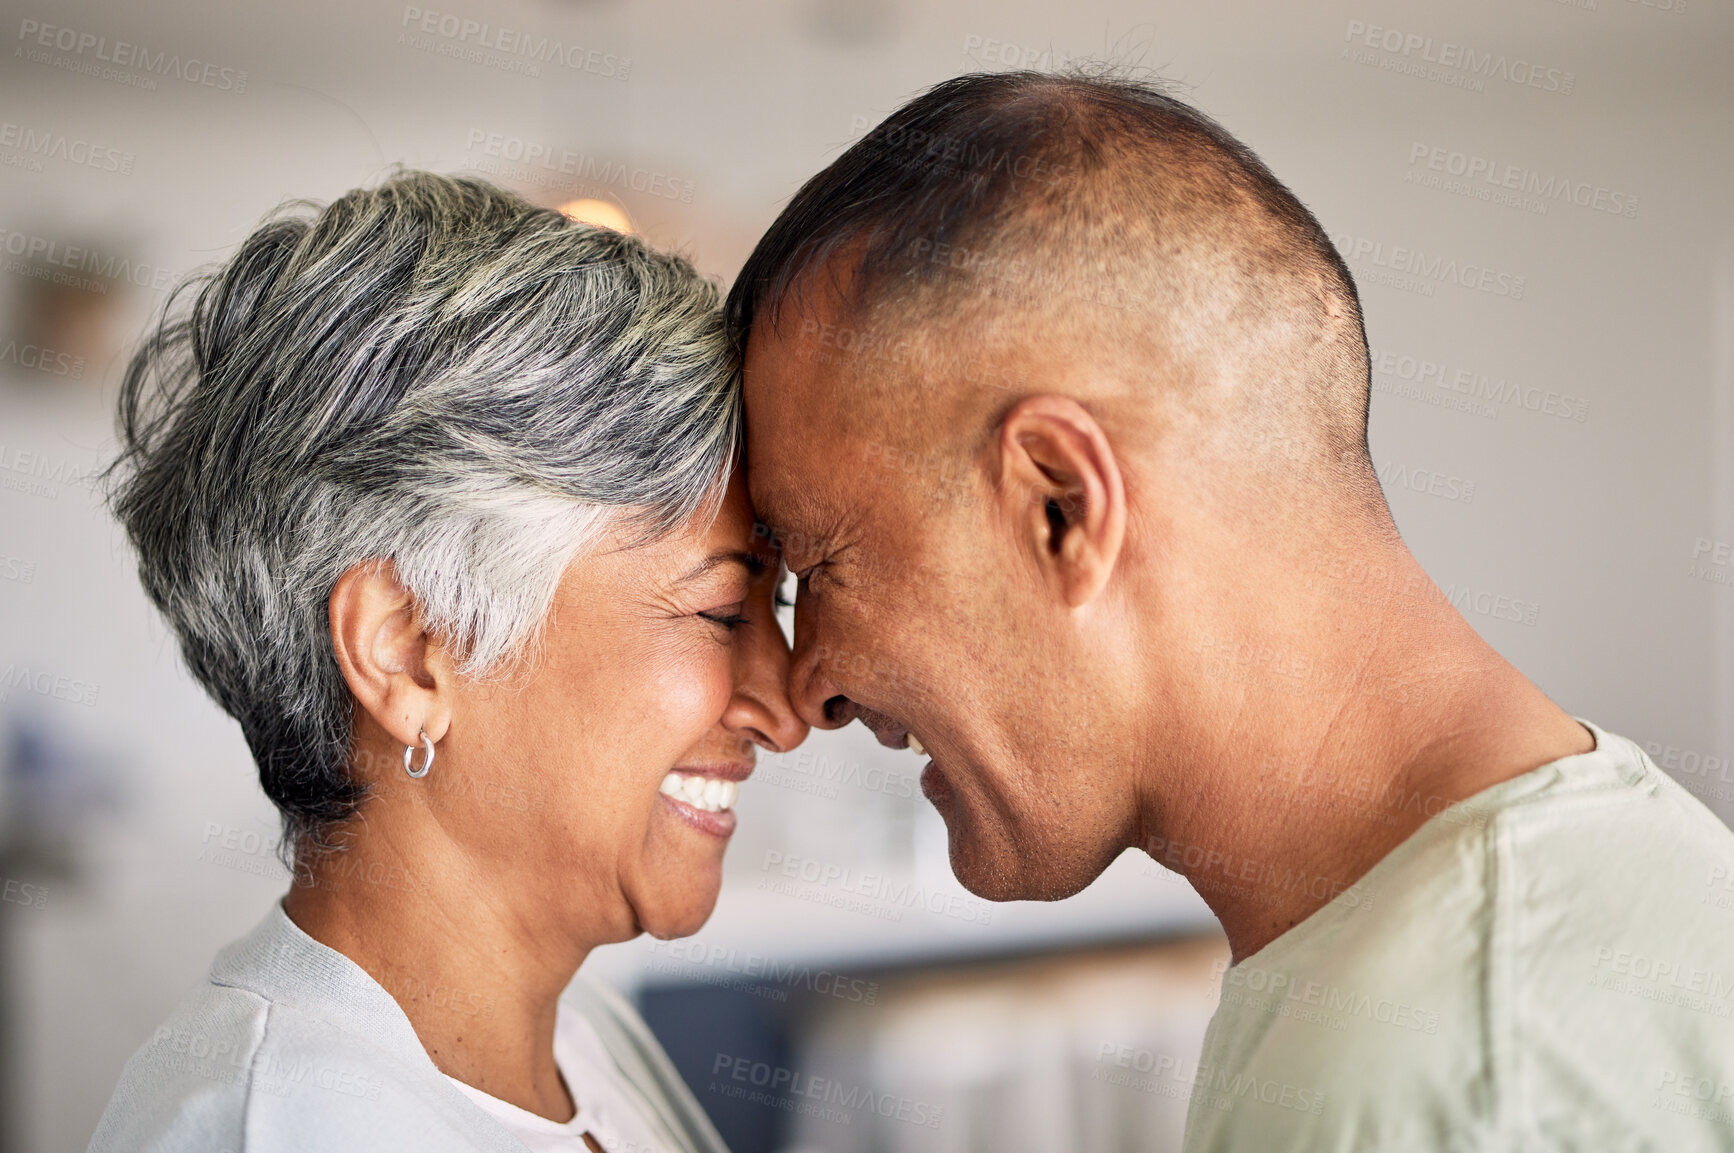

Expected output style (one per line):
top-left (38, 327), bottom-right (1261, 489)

top-left (89, 173), bottom-right (806, 1153)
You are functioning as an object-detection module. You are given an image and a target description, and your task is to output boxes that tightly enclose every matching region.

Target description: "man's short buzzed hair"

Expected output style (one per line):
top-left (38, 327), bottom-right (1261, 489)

top-left (729, 70), bottom-right (1380, 495)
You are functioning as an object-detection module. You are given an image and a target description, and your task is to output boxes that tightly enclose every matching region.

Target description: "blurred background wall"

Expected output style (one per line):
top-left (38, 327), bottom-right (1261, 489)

top-left (0, 0), bottom-right (1729, 1150)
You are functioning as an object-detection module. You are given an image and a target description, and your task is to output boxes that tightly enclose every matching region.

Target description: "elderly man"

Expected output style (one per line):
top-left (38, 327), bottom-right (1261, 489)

top-left (728, 71), bottom-right (1734, 1150)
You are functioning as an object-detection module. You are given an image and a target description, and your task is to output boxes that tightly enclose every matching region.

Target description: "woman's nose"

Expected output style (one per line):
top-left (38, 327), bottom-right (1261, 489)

top-left (723, 610), bottom-right (810, 754)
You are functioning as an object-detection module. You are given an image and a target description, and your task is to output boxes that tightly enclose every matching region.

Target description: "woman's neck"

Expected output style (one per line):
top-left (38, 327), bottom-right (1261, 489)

top-left (282, 820), bottom-right (588, 1122)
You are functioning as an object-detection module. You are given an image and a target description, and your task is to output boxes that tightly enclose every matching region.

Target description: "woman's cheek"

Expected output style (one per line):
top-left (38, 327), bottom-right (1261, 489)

top-left (651, 645), bottom-right (736, 739)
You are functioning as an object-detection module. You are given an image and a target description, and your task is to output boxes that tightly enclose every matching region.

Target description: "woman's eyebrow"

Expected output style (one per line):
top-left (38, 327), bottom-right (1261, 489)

top-left (675, 550), bottom-right (753, 583)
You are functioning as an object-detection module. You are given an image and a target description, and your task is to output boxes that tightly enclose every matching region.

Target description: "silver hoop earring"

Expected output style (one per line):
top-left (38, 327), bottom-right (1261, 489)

top-left (403, 730), bottom-right (435, 779)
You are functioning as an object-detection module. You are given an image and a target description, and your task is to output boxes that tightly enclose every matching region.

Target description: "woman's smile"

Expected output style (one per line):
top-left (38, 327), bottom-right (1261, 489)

top-left (657, 760), bottom-right (755, 837)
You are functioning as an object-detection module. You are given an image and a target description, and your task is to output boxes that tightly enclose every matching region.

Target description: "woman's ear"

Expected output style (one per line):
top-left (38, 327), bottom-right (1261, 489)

top-left (995, 395), bottom-right (1128, 609)
top-left (327, 561), bottom-right (451, 761)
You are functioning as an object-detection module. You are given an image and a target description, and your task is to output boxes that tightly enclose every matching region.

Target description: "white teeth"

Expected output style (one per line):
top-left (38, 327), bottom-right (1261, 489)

top-left (907, 733), bottom-right (926, 757)
top-left (660, 771), bottom-right (739, 814)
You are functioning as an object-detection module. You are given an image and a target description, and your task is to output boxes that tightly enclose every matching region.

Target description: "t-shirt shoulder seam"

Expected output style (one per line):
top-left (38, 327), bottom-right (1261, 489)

top-left (1459, 756), bottom-right (1659, 844)
top-left (1482, 796), bottom-right (1529, 1148)
top-left (234, 991), bottom-right (275, 1148)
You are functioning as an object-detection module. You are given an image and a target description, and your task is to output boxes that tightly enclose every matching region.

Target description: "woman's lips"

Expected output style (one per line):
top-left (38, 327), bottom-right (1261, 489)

top-left (658, 762), bottom-right (752, 838)
top-left (660, 793), bottom-right (737, 838)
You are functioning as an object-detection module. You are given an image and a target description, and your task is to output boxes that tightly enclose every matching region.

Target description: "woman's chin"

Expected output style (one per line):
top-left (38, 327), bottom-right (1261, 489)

top-left (638, 881), bottom-right (723, 940)
top-left (630, 794), bottom-right (737, 938)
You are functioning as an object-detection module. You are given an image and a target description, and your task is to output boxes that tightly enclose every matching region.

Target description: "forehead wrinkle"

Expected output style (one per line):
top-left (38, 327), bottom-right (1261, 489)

top-left (750, 459), bottom-right (851, 571)
top-left (675, 550), bottom-right (752, 584)
top-left (745, 444), bottom-right (815, 538)
top-left (785, 491), bottom-right (851, 563)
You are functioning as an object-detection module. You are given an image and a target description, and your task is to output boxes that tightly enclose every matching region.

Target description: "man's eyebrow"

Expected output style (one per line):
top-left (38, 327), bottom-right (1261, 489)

top-left (675, 550), bottom-right (753, 583)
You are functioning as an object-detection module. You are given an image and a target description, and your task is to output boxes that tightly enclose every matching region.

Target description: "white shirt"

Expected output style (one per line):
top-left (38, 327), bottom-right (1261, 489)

top-left (86, 903), bottom-right (729, 1153)
top-left (446, 1004), bottom-right (676, 1153)
top-left (1182, 719), bottom-right (1734, 1152)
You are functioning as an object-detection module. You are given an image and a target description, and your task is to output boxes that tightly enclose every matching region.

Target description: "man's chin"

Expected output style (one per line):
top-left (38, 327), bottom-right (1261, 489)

top-left (948, 840), bottom-right (1100, 902)
top-left (941, 811), bottom-right (1103, 903)
top-left (924, 762), bottom-right (1111, 902)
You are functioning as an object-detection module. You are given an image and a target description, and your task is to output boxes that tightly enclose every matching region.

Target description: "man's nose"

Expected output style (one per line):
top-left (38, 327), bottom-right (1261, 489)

top-left (788, 625), bottom-right (858, 732)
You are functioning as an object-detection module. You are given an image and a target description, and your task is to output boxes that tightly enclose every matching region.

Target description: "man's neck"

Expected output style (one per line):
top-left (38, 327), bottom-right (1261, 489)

top-left (1138, 544), bottom-right (1594, 963)
top-left (282, 816), bottom-right (588, 1122)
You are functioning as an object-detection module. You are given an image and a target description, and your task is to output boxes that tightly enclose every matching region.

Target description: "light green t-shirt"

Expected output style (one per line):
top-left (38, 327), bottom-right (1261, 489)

top-left (1182, 719), bottom-right (1734, 1153)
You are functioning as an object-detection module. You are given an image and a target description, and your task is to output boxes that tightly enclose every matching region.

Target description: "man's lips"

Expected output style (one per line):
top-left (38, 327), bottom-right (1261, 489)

top-left (920, 761), bottom-right (954, 808)
top-left (856, 706), bottom-right (926, 755)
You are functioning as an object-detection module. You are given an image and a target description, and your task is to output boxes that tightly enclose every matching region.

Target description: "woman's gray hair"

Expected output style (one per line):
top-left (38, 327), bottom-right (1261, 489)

top-left (105, 172), bottom-right (739, 862)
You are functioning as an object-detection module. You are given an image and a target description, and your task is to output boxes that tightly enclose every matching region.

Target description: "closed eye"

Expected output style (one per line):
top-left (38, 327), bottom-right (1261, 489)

top-left (699, 608), bottom-right (748, 629)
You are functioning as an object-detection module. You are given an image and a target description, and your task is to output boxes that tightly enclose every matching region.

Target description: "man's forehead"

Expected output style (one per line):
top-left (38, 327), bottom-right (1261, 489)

top-left (742, 295), bottom-right (845, 395)
top-left (739, 273), bottom-right (934, 532)
top-left (742, 321), bottom-right (812, 416)
top-left (743, 421), bottom-right (832, 527)
top-left (746, 371), bottom-right (888, 577)
top-left (740, 255), bottom-right (876, 388)
top-left (742, 313), bottom-right (853, 483)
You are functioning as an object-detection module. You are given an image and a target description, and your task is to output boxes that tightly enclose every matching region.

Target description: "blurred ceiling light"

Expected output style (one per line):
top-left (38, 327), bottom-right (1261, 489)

top-left (558, 198), bottom-right (633, 233)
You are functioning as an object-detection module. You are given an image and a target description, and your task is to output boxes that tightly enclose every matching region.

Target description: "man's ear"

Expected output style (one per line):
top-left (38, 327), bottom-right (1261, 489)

top-left (328, 560), bottom-right (452, 772)
top-left (996, 395), bottom-right (1127, 608)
